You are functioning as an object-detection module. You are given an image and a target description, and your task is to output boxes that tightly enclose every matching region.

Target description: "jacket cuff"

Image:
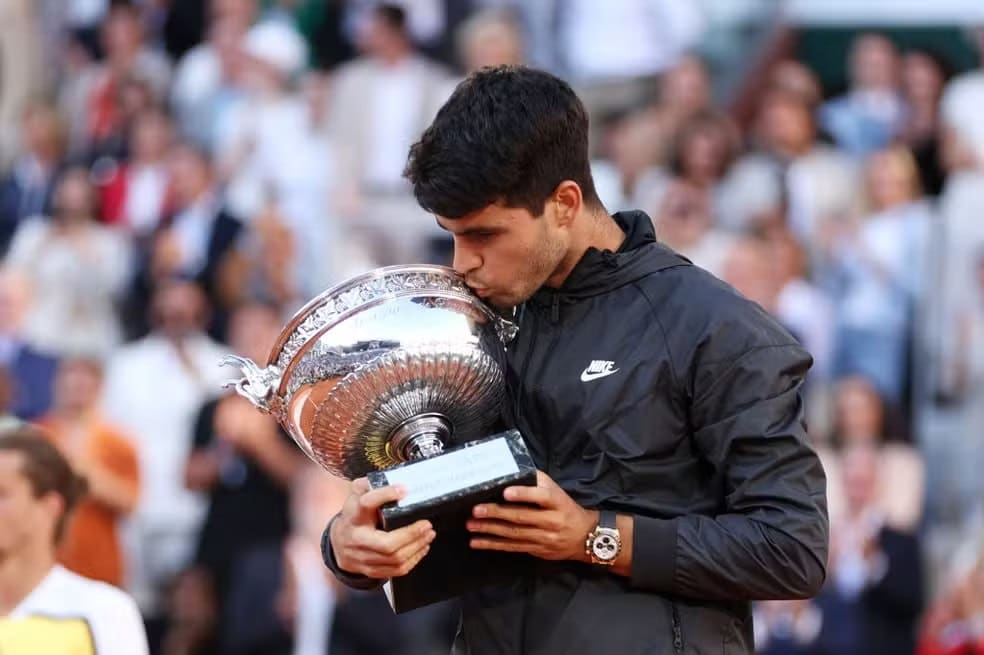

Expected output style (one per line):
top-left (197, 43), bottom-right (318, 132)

top-left (629, 515), bottom-right (678, 593)
top-left (321, 515), bottom-right (384, 590)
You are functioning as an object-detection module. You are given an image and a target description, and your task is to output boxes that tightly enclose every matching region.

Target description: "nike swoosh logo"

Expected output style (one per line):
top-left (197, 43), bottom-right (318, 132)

top-left (580, 368), bottom-right (619, 382)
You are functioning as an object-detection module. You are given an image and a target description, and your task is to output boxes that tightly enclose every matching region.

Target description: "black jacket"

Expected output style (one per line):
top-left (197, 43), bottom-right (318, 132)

top-left (326, 210), bottom-right (829, 654)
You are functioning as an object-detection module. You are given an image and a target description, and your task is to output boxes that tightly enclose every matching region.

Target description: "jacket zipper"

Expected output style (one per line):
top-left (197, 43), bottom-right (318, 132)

top-left (671, 603), bottom-right (683, 654)
top-left (511, 305), bottom-right (538, 428)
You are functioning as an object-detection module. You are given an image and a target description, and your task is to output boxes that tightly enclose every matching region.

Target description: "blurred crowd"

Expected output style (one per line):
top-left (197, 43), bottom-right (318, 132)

top-left (0, 0), bottom-right (983, 654)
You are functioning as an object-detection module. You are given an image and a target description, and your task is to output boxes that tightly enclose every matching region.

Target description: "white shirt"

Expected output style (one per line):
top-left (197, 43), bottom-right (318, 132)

top-left (6, 218), bottom-right (131, 357)
top-left (364, 61), bottom-right (425, 190)
top-left (124, 163), bottom-right (169, 235)
top-left (2, 565), bottom-right (149, 655)
top-left (102, 332), bottom-right (229, 611)
top-left (559, 0), bottom-right (702, 82)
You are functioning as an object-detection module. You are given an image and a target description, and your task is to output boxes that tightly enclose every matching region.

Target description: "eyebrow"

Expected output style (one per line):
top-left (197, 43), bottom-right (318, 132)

top-left (434, 219), bottom-right (502, 237)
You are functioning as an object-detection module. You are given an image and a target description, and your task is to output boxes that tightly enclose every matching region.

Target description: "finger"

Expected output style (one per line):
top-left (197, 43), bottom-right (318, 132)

top-left (358, 520), bottom-right (433, 556)
top-left (351, 477), bottom-right (370, 495)
top-left (362, 529), bottom-right (436, 568)
top-left (357, 484), bottom-right (408, 513)
top-left (472, 502), bottom-right (545, 526)
top-left (368, 542), bottom-right (432, 579)
top-left (501, 484), bottom-right (552, 506)
top-left (466, 519), bottom-right (547, 542)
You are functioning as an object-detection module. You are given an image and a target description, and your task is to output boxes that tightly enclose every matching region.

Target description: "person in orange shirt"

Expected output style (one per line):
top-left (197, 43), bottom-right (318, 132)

top-left (35, 357), bottom-right (140, 587)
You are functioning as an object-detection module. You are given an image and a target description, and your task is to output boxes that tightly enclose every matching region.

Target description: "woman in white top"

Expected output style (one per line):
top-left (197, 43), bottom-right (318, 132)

top-left (6, 166), bottom-right (131, 357)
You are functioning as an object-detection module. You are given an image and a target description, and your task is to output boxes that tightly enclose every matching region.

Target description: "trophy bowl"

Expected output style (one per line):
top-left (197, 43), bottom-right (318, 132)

top-left (222, 264), bottom-right (536, 612)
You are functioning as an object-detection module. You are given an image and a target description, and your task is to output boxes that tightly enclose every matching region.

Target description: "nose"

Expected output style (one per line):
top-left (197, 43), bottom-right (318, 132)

top-left (451, 239), bottom-right (481, 278)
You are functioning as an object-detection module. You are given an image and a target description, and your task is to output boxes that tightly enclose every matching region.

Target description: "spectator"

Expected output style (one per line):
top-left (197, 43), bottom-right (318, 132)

top-left (831, 146), bottom-right (932, 406)
top-left (98, 106), bottom-right (175, 236)
top-left (454, 7), bottom-right (524, 74)
top-left (899, 49), bottom-right (950, 196)
top-left (650, 178), bottom-right (735, 278)
top-left (130, 143), bottom-right (243, 340)
top-left (823, 443), bottom-right (925, 655)
top-left (828, 375), bottom-right (926, 534)
top-left (917, 543), bottom-right (984, 655)
top-left (101, 279), bottom-right (229, 616)
top-left (329, 3), bottom-right (452, 265)
top-left (0, 426), bottom-right (148, 654)
top-left (820, 33), bottom-right (906, 157)
top-left (726, 89), bottom-right (860, 248)
top-left (5, 166), bottom-right (132, 357)
top-left (0, 269), bottom-right (57, 420)
top-left (0, 102), bottom-right (67, 256)
top-left (59, 1), bottom-right (171, 156)
top-left (184, 302), bottom-right (305, 645)
top-left (35, 357), bottom-right (140, 588)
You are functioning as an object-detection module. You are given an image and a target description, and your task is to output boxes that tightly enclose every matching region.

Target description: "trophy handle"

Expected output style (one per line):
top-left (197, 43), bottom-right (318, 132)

top-left (220, 355), bottom-right (282, 413)
top-left (494, 315), bottom-right (518, 344)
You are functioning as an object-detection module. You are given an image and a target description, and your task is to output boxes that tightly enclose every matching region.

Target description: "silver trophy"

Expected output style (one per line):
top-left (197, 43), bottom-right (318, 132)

top-left (222, 264), bottom-right (536, 612)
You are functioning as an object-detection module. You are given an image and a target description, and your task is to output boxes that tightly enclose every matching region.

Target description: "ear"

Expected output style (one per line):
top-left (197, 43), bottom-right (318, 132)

top-left (549, 180), bottom-right (583, 228)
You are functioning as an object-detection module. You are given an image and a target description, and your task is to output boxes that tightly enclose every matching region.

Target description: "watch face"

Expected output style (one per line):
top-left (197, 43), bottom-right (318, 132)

top-left (591, 529), bottom-right (620, 561)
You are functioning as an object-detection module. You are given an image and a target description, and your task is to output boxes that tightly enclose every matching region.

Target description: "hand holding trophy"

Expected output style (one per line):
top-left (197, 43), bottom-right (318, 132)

top-left (222, 264), bottom-right (536, 612)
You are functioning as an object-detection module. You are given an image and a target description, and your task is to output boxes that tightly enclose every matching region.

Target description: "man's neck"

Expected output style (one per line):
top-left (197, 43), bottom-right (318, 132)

top-left (546, 209), bottom-right (625, 288)
top-left (0, 546), bottom-right (56, 616)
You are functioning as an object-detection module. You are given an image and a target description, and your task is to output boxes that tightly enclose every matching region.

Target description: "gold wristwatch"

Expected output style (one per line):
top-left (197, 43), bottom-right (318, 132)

top-left (585, 510), bottom-right (621, 566)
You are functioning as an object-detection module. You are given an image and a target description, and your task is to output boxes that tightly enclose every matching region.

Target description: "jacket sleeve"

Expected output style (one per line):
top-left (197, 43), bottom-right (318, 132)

top-left (630, 341), bottom-right (830, 600)
top-left (321, 515), bottom-right (385, 590)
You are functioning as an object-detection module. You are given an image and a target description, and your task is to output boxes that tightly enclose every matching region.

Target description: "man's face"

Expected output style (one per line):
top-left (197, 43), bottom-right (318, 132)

top-left (437, 202), bottom-right (568, 310)
top-left (0, 452), bottom-right (51, 557)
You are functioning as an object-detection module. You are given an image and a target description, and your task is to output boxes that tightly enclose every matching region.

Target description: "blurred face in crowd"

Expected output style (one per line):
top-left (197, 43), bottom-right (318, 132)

top-left (841, 443), bottom-right (880, 514)
top-left (769, 60), bottom-right (822, 108)
top-left (866, 148), bottom-right (920, 211)
top-left (902, 51), bottom-right (945, 106)
top-left (152, 281), bottom-right (208, 339)
top-left (850, 34), bottom-right (899, 92)
top-left (722, 237), bottom-right (776, 310)
top-left (130, 110), bottom-right (173, 163)
top-left (770, 229), bottom-right (808, 284)
top-left (211, 0), bottom-right (257, 29)
top-left (660, 55), bottom-right (710, 117)
top-left (439, 190), bottom-right (580, 310)
top-left (758, 92), bottom-right (815, 157)
top-left (51, 169), bottom-right (97, 226)
top-left (459, 14), bottom-right (524, 72)
top-left (53, 359), bottom-right (103, 417)
top-left (654, 181), bottom-right (712, 250)
top-left (357, 10), bottom-right (409, 60)
top-left (834, 376), bottom-right (885, 443)
top-left (676, 118), bottom-right (735, 185)
top-left (102, 6), bottom-right (144, 63)
top-left (0, 452), bottom-right (57, 559)
top-left (22, 104), bottom-right (65, 162)
top-left (168, 145), bottom-right (213, 207)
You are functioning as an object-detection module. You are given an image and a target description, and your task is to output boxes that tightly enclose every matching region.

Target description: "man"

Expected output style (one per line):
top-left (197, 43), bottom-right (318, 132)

top-left (324, 66), bottom-right (829, 654)
top-left (0, 426), bottom-right (148, 654)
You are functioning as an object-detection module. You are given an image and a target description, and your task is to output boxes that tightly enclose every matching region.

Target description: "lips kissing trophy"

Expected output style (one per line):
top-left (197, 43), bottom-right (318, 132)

top-left (221, 265), bottom-right (536, 612)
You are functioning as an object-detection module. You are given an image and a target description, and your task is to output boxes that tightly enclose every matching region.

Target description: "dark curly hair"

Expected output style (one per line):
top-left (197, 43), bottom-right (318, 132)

top-left (404, 65), bottom-right (602, 219)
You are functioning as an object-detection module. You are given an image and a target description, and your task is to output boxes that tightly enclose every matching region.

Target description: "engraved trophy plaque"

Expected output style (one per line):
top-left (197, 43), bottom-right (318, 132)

top-left (222, 264), bottom-right (536, 612)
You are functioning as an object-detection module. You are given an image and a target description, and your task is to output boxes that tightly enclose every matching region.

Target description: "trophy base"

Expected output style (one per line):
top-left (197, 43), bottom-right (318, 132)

top-left (367, 429), bottom-right (537, 613)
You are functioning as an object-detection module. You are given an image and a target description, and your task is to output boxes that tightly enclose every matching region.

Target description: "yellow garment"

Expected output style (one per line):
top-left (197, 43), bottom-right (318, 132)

top-left (0, 615), bottom-right (96, 655)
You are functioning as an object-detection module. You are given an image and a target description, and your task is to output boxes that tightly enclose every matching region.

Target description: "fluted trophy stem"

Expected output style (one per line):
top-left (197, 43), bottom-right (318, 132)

top-left (390, 413), bottom-right (451, 461)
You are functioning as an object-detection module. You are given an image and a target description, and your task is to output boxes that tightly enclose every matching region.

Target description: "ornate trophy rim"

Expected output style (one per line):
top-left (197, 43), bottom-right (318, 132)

top-left (267, 265), bottom-right (503, 404)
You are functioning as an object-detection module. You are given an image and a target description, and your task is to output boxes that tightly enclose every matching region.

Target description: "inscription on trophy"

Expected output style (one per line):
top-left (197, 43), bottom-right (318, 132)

top-left (383, 437), bottom-right (520, 507)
